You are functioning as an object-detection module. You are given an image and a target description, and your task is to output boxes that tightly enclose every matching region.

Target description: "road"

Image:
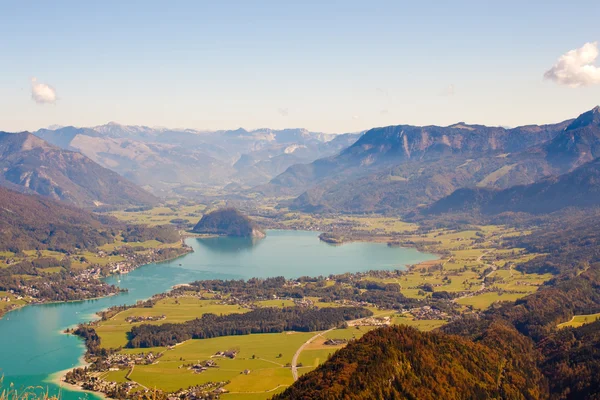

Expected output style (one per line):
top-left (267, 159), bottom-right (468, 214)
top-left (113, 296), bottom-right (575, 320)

top-left (291, 328), bottom-right (336, 381)
top-left (290, 312), bottom-right (394, 381)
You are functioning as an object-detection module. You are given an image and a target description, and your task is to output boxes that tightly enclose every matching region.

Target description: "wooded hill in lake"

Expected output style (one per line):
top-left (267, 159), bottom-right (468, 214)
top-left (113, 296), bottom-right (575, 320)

top-left (192, 208), bottom-right (265, 238)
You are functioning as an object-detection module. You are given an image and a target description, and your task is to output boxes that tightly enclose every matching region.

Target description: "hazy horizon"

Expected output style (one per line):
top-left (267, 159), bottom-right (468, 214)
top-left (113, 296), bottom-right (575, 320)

top-left (10, 103), bottom-right (598, 136)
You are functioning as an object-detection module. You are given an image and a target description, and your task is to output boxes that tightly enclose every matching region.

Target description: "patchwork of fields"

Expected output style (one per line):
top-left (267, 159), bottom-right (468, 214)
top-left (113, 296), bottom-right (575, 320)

top-left (92, 296), bottom-right (390, 399)
top-left (72, 208), bottom-right (557, 398)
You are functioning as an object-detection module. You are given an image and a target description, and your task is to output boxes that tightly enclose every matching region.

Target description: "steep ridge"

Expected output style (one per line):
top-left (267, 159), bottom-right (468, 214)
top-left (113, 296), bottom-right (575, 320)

top-left (264, 107), bottom-right (600, 213)
top-left (536, 105), bottom-right (600, 169)
top-left (0, 131), bottom-right (158, 208)
top-left (263, 120), bottom-right (570, 194)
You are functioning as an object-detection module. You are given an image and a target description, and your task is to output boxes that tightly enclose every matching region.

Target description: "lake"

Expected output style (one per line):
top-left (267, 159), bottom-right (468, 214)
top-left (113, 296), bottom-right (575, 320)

top-left (0, 230), bottom-right (436, 399)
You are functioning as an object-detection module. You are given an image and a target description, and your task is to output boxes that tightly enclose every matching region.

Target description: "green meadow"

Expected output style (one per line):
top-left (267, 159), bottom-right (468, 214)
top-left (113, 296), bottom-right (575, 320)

top-left (558, 313), bottom-right (600, 329)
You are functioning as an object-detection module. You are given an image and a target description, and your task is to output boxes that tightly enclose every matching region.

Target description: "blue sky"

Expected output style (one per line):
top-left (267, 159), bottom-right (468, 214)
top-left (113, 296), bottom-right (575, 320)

top-left (1, 0), bottom-right (599, 133)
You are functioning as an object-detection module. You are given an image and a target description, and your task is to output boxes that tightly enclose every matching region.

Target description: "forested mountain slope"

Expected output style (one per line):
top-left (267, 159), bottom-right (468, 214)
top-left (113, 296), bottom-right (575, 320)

top-left (426, 156), bottom-right (600, 215)
top-left (0, 186), bottom-right (116, 252)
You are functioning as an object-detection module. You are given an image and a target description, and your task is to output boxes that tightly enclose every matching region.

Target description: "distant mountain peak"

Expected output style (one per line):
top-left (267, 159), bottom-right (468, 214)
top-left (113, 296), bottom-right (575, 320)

top-left (449, 122), bottom-right (476, 130)
top-left (566, 106), bottom-right (600, 131)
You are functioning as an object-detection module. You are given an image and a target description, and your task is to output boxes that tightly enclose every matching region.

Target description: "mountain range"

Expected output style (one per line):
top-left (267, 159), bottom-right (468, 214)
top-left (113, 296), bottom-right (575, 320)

top-left (259, 106), bottom-right (600, 214)
top-left (4, 106), bottom-right (600, 216)
top-left (34, 124), bottom-right (362, 195)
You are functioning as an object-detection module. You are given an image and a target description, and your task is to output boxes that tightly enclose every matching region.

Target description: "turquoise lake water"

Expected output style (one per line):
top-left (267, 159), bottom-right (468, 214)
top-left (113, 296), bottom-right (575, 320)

top-left (0, 230), bottom-right (436, 399)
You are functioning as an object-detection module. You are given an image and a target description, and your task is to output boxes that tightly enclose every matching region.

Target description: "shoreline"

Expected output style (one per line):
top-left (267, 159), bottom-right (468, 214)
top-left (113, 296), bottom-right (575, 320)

top-left (0, 245), bottom-right (193, 322)
top-left (6, 230), bottom-right (435, 400)
top-left (37, 246), bottom-right (195, 399)
top-left (46, 366), bottom-right (110, 400)
top-left (0, 292), bottom-right (121, 322)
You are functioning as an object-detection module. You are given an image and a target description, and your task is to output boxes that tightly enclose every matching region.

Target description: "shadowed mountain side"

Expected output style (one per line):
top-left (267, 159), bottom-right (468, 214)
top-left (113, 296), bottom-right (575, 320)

top-left (0, 186), bottom-right (117, 252)
top-left (0, 131), bottom-right (158, 208)
top-left (426, 157), bottom-right (600, 215)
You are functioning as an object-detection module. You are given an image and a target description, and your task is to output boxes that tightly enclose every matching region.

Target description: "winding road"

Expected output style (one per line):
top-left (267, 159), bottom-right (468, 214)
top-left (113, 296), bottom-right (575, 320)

top-left (290, 312), bottom-right (394, 381)
top-left (291, 328), bottom-right (336, 381)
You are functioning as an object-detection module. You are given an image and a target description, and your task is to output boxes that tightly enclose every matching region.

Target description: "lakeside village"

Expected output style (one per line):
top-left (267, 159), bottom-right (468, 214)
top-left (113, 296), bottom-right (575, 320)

top-left (0, 243), bottom-right (192, 317)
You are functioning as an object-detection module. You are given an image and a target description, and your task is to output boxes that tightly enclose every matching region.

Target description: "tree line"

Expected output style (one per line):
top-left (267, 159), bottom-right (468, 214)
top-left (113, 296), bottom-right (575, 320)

top-left (126, 306), bottom-right (372, 348)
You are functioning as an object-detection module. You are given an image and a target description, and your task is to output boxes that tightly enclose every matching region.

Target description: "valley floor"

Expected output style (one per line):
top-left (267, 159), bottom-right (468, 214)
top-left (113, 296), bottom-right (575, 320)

top-left (55, 205), bottom-right (557, 399)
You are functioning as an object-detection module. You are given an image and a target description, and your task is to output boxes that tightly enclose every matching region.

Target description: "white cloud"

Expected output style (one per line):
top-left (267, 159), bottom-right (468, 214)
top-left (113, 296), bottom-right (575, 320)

top-left (352, 115), bottom-right (359, 120)
top-left (380, 109), bottom-right (389, 115)
top-left (440, 84), bottom-right (455, 96)
top-left (544, 42), bottom-right (600, 87)
top-left (277, 108), bottom-right (289, 117)
top-left (31, 77), bottom-right (57, 104)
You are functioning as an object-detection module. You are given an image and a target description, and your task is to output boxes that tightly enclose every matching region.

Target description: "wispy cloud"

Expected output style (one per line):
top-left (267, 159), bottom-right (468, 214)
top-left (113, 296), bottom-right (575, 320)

top-left (31, 77), bottom-right (57, 104)
top-left (440, 84), bottom-right (455, 96)
top-left (375, 87), bottom-right (389, 97)
top-left (544, 42), bottom-right (600, 87)
top-left (380, 109), bottom-right (389, 115)
top-left (352, 115), bottom-right (359, 120)
top-left (277, 108), bottom-right (289, 117)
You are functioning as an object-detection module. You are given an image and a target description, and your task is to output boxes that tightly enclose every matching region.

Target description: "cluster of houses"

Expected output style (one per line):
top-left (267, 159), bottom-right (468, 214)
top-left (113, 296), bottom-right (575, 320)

top-left (409, 306), bottom-right (449, 320)
top-left (187, 359), bottom-right (218, 374)
top-left (77, 267), bottom-right (104, 280)
top-left (103, 352), bottom-right (159, 370)
top-left (293, 298), bottom-right (314, 307)
top-left (332, 298), bottom-right (372, 308)
top-left (324, 338), bottom-right (349, 346)
top-left (125, 314), bottom-right (166, 323)
top-left (167, 381), bottom-right (229, 400)
top-left (17, 285), bottom-right (40, 298)
top-left (80, 375), bottom-right (137, 395)
top-left (75, 373), bottom-right (230, 400)
top-left (213, 349), bottom-right (238, 359)
top-left (350, 316), bottom-right (392, 327)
